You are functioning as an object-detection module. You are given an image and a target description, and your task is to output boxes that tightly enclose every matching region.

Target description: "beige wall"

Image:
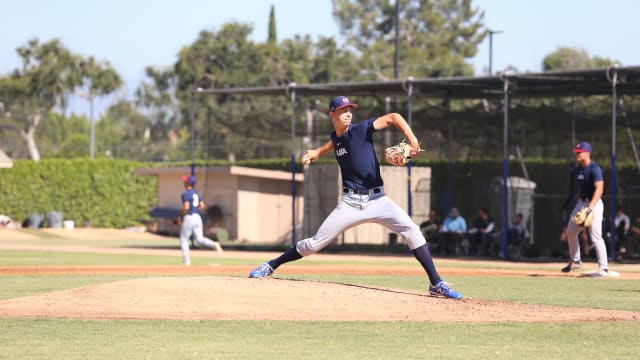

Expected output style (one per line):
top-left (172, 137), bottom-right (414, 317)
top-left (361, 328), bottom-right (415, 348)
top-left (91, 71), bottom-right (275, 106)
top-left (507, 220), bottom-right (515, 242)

top-left (200, 173), bottom-right (239, 238)
top-left (139, 166), bottom-right (303, 243)
top-left (237, 176), bottom-right (304, 243)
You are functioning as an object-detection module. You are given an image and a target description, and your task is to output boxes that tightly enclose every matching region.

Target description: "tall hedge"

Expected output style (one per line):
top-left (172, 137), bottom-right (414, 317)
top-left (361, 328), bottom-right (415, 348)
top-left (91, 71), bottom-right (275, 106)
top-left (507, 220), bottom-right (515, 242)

top-left (0, 159), bottom-right (156, 228)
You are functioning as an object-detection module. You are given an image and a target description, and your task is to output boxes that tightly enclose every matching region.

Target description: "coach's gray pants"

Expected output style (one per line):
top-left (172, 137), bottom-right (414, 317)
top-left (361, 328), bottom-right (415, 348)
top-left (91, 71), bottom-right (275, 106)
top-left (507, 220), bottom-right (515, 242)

top-left (567, 199), bottom-right (608, 270)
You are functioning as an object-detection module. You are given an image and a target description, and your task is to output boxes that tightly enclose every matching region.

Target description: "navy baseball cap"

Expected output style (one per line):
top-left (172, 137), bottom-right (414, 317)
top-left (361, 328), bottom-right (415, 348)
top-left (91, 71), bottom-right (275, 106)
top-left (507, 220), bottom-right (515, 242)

top-left (572, 142), bottom-right (592, 153)
top-left (329, 96), bottom-right (358, 112)
top-left (182, 175), bottom-right (197, 185)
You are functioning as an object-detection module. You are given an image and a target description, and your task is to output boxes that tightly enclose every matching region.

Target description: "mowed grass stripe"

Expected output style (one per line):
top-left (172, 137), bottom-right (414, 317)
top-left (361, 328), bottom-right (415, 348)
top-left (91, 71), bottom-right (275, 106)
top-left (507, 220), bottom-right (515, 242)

top-left (0, 318), bottom-right (638, 359)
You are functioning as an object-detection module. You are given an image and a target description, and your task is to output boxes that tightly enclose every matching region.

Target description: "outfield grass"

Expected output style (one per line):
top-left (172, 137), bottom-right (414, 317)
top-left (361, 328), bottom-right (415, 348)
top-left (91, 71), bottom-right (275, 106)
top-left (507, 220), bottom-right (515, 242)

top-left (0, 318), bottom-right (638, 359)
top-left (0, 249), bottom-right (250, 266)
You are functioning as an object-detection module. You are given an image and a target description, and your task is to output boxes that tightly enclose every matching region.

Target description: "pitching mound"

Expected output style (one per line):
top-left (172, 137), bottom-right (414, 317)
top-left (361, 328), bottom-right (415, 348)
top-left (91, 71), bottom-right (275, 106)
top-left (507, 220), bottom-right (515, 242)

top-left (0, 276), bottom-right (637, 322)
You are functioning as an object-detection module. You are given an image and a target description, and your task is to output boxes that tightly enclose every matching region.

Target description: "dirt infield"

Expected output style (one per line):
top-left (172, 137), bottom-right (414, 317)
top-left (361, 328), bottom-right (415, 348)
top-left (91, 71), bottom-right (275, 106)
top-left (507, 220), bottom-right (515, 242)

top-left (1, 228), bottom-right (639, 322)
top-left (0, 276), bottom-right (638, 322)
top-left (0, 264), bottom-right (639, 322)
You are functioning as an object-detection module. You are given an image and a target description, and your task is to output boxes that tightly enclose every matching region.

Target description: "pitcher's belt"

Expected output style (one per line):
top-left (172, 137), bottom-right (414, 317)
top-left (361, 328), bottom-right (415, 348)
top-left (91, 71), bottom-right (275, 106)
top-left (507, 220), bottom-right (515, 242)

top-left (343, 187), bottom-right (382, 195)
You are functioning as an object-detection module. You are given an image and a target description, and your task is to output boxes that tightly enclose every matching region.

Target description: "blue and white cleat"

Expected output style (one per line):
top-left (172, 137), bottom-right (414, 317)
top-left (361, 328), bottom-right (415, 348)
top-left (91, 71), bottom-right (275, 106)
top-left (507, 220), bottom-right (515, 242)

top-left (429, 281), bottom-right (463, 300)
top-left (249, 262), bottom-right (274, 278)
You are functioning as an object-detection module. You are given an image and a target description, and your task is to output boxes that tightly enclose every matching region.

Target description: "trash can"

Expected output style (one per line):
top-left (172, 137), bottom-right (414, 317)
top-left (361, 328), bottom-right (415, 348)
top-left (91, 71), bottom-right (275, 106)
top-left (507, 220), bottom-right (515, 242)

top-left (45, 211), bottom-right (64, 228)
top-left (27, 213), bottom-right (44, 229)
top-left (490, 176), bottom-right (536, 233)
top-left (388, 233), bottom-right (398, 246)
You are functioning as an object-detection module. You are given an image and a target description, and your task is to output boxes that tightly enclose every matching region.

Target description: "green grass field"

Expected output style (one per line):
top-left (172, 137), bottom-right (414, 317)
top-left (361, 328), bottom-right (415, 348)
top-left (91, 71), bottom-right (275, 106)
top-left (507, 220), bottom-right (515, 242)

top-left (1, 233), bottom-right (639, 359)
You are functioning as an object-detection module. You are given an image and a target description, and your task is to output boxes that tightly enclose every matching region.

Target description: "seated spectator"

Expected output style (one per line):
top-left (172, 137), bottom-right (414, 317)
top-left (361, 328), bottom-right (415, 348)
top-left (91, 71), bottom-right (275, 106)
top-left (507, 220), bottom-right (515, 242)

top-left (508, 213), bottom-right (528, 245)
top-left (419, 210), bottom-right (442, 246)
top-left (629, 216), bottom-right (640, 258)
top-left (502, 213), bottom-right (529, 257)
top-left (631, 217), bottom-right (640, 236)
top-left (614, 206), bottom-right (630, 258)
top-left (468, 207), bottom-right (496, 257)
top-left (439, 207), bottom-right (466, 255)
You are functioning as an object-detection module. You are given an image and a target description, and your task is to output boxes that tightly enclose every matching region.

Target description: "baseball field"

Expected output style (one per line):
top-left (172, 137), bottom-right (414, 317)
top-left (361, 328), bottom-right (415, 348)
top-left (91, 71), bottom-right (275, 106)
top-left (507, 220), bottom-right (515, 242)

top-left (1, 228), bottom-right (639, 359)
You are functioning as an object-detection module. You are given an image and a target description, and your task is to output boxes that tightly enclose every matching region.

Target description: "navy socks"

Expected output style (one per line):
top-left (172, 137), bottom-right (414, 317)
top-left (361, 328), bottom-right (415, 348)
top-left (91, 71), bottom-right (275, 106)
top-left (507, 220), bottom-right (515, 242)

top-left (412, 244), bottom-right (442, 286)
top-left (268, 247), bottom-right (303, 270)
top-left (267, 244), bottom-right (440, 285)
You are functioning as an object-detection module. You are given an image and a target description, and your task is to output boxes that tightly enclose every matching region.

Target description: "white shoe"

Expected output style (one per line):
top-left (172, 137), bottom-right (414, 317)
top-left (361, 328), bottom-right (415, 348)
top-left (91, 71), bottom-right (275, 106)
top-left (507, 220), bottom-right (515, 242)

top-left (183, 259), bottom-right (191, 265)
top-left (213, 242), bottom-right (224, 255)
top-left (589, 269), bottom-right (609, 278)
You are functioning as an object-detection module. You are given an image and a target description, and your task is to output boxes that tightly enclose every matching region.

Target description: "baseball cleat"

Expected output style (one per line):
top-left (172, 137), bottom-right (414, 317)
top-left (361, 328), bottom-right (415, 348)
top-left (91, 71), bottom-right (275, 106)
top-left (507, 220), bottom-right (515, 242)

top-left (561, 260), bottom-right (582, 273)
top-left (249, 262), bottom-right (274, 278)
top-left (429, 281), bottom-right (463, 300)
top-left (212, 242), bottom-right (224, 256)
top-left (589, 269), bottom-right (609, 278)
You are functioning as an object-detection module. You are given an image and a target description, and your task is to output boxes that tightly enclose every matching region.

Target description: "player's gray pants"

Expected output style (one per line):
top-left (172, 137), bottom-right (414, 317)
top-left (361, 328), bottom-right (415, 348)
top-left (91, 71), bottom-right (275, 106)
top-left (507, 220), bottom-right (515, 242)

top-left (296, 188), bottom-right (426, 256)
top-left (567, 199), bottom-right (608, 270)
top-left (180, 213), bottom-right (216, 262)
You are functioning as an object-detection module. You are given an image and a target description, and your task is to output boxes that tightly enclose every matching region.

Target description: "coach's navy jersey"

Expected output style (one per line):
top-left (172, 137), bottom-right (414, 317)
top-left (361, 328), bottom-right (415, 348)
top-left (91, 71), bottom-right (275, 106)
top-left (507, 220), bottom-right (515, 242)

top-left (330, 118), bottom-right (384, 190)
top-left (181, 189), bottom-right (201, 215)
top-left (576, 161), bottom-right (603, 200)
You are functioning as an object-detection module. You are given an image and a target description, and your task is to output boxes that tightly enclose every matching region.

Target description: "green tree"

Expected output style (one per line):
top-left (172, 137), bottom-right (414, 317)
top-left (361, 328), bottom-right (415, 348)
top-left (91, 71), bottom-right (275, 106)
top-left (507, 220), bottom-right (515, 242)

top-left (133, 66), bottom-right (182, 160)
top-left (542, 46), bottom-right (617, 71)
top-left (173, 22), bottom-right (337, 160)
top-left (0, 38), bottom-right (122, 160)
top-left (36, 112), bottom-right (90, 158)
top-left (99, 100), bottom-right (164, 160)
top-left (332, 0), bottom-right (487, 78)
top-left (268, 5), bottom-right (277, 45)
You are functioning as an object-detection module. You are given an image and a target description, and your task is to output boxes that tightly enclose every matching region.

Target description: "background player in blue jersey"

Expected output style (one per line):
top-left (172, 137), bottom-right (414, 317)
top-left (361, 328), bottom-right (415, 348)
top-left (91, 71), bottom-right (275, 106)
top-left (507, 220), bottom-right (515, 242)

top-left (176, 175), bottom-right (222, 265)
top-left (562, 142), bottom-right (609, 277)
top-left (248, 95), bottom-right (462, 299)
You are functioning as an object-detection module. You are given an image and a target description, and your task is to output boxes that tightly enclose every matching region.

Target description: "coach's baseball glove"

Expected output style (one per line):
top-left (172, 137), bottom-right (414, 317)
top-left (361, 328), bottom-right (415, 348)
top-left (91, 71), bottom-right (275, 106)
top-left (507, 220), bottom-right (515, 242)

top-left (571, 206), bottom-right (594, 227)
top-left (384, 141), bottom-right (423, 166)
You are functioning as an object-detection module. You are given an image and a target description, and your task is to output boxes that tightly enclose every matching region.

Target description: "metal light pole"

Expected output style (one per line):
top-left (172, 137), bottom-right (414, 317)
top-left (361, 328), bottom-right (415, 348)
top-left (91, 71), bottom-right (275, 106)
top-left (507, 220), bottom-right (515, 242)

top-left (76, 90), bottom-right (96, 158)
top-left (488, 30), bottom-right (504, 76)
top-left (287, 83), bottom-right (298, 246)
top-left (394, 0), bottom-right (400, 80)
top-left (191, 89), bottom-right (199, 176)
top-left (89, 93), bottom-right (95, 159)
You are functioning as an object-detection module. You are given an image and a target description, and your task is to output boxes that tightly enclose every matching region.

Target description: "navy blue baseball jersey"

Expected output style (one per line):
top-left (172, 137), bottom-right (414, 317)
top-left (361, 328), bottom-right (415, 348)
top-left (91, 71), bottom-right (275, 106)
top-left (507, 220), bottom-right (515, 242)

top-left (181, 189), bottom-right (201, 215)
top-left (330, 118), bottom-right (383, 190)
top-left (576, 161), bottom-right (603, 199)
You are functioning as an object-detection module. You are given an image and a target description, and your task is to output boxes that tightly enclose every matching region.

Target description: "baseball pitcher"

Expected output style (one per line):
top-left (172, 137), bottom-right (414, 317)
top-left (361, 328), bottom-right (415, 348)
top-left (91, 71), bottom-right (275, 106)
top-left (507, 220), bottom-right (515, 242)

top-left (248, 95), bottom-right (462, 299)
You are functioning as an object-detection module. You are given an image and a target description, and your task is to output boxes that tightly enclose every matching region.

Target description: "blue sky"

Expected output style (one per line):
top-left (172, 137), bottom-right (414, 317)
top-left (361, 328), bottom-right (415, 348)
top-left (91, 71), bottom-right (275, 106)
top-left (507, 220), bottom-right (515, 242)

top-left (2, 0), bottom-right (639, 116)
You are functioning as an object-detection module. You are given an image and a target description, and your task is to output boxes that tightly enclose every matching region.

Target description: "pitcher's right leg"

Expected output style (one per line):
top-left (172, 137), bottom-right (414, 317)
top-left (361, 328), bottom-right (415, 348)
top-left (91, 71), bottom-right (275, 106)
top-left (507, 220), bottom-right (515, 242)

top-left (296, 201), bottom-right (363, 256)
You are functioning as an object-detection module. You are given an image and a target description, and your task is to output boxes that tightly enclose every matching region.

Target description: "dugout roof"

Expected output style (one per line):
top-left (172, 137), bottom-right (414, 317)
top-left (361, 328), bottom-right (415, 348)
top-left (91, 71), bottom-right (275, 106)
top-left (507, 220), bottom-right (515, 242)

top-left (196, 66), bottom-right (640, 99)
